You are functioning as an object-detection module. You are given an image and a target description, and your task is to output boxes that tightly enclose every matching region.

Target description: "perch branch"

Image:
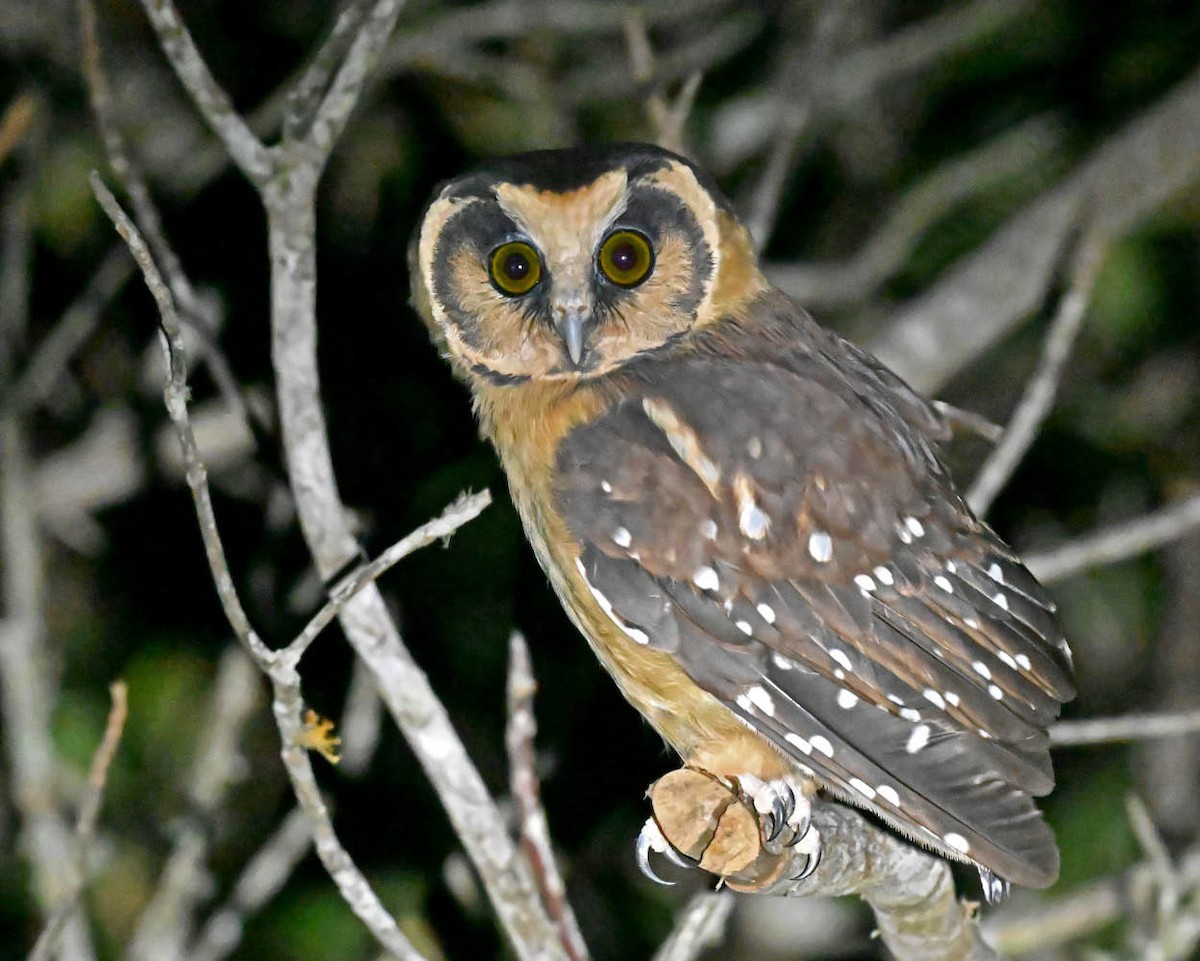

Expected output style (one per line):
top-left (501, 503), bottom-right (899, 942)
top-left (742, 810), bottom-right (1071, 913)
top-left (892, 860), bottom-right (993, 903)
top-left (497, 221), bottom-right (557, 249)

top-left (1051, 711), bottom-right (1200, 748)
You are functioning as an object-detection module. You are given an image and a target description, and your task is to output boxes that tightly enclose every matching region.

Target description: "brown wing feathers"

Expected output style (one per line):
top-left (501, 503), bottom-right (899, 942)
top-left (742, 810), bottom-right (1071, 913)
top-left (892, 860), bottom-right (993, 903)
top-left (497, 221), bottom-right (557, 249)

top-left (556, 352), bottom-right (1071, 886)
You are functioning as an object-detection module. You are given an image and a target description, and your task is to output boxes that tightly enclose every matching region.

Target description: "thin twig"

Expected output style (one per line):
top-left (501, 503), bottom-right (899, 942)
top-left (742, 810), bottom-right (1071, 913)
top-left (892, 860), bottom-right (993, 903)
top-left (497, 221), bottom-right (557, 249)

top-left (1126, 794), bottom-right (1179, 931)
top-left (92, 175), bottom-right (430, 961)
top-left (931, 401), bottom-right (1003, 443)
top-left (506, 632), bottom-right (589, 961)
top-left (966, 231), bottom-right (1107, 517)
top-left (651, 892), bottom-right (734, 961)
top-left (81, 0), bottom-right (254, 438)
top-left (1051, 711), bottom-right (1200, 748)
top-left (26, 681), bottom-right (129, 961)
top-left (283, 0), bottom-right (374, 142)
top-left (285, 489), bottom-right (492, 664)
top-left (1024, 493), bottom-right (1200, 584)
top-left (188, 808), bottom-right (313, 961)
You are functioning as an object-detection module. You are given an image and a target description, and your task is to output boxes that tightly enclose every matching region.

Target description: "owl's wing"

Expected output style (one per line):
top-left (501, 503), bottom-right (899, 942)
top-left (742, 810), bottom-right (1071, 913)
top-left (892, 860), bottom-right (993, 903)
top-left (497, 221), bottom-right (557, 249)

top-left (554, 354), bottom-right (1074, 888)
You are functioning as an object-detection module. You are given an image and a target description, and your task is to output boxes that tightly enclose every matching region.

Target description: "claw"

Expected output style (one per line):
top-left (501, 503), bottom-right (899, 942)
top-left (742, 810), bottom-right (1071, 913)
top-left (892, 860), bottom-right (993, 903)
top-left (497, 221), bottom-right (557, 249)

top-left (790, 827), bottom-right (822, 881)
top-left (977, 866), bottom-right (1009, 904)
top-left (636, 818), bottom-right (679, 886)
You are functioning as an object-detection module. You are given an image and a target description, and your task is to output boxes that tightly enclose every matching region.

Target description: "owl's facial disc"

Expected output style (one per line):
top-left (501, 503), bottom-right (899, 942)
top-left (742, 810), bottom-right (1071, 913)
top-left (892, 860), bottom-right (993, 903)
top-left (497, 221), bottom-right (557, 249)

top-left (416, 155), bottom-right (734, 381)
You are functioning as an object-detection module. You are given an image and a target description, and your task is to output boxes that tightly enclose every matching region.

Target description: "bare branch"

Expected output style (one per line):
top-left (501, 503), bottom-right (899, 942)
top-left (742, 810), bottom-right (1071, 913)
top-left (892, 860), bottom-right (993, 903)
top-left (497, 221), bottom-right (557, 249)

top-left (1051, 711), bottom-right (1200, 748)
top-left (872, 64), bottom-right (1200, 392)
top-left (506, 632), bottom-right (589, 961)
top-left (27, 680), bottom-right (128, 961)
top-left (125, 649), bottom-right (261, 961)
top-left (622, 12), bottom-right (701, 156)
top-left (1024, 493), bottom-right (1200, 584)
top-left (767, 117), bottom-right (1064, 308)
top-left (285, 489), bottom-right (492, 664)
top-left (188, 808), bottom-right (313, 961)
top-left (134, 0), bottom-right (271, 183)
top-left (338, 656), bottom-right (384, 777)
top-left (651, 892), bottom-right (733, 961)
top-left (1, 124), bottom-right (96, 961)
top-left (294, 0), bottom-right (404, 171)
top-left (966, 231), bottom-right (1107, 517)
top-left (92, 176), bottom-right (431, 961)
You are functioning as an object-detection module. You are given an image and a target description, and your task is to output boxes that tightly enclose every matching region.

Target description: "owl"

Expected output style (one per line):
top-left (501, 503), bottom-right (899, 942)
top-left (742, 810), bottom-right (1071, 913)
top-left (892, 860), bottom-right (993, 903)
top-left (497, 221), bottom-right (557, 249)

top-left (409, 143), bottom-right (1075, 895)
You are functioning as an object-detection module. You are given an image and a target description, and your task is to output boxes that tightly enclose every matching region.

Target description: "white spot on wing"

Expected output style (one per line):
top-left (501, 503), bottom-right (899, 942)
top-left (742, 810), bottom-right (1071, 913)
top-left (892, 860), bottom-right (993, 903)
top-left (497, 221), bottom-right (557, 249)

top-left (848, 778), bottom-right (875, 799)
top-left (905, 516), bottom-right (926, 538)
top-left (600, 480), bottom-right (612, 493)
top-left (992, 592), bottom-right (1009, 611)
top-left (944, 832), bottom-right (971, 854)
top-left (934, 575), bottom-right (954, 593)
top-left (988, 684), bottom-right (1004, 701)
top-left (829, 648), bottom-right (853, 671)
top-left (923, 689), bottom-right (946, 709)
top-left (972, 661), bottom-right (991, 680)
top-left (964, 617), bottom-right (980, 629)
top-left (808, 531), bottom-right (833, 563)
top-left (622, 625), bottom-right (650, 645)
top-left (612, 526), bottom-right (632, 548)
top-left (747, 436), bottom-right (763, 459)
top-left (785, 732), bottom-right (812, 754)
top-left (854, 574), bottom-right (877, 593)
top-left (693, 566), bottom-right (719, 592)
top-left (809, 735), bottom-right (834, 757)
top-left (1015, 653), bottom-right (1032, 670)
top-left (700, 518), bottom-right (718, 540)
top-left (746, 686), bottom-right (775, 716)
top-left (988, 562), bottom-right (1004, 583)
top-left (837, 689), bottom-right (858, 710)
top-left (735, 620), bottom-right (753, 636)
top-left (772, 652), bottom-right (794, 670)
top-left (906, 724), bottom-right (931, 754)
top-left (873, 566), bottom-right (895, 586)
top-left (945, 691), bottom-right (960, 707)
top-left (997, 651), bottom-right (1017, 670)
top-left (757, 602), bottom-right (776, 624)
top-left (900, 707), bottom-right (922, 722)
top-left (877, 785), bottom-right (900, 806)
top-left (734, 473), bottom-right (770, 540)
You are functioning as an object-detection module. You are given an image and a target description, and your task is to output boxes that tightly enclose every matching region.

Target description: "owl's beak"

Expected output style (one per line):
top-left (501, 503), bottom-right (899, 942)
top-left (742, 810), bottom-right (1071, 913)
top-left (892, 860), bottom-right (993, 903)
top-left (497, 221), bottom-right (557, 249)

top-left (552, 298), bottom-right (592, 368)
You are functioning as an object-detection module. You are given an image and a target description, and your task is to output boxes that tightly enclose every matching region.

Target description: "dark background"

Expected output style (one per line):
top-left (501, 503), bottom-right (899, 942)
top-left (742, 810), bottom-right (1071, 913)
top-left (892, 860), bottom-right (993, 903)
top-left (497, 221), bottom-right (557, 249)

top-left (1, 1), bottom-right (1199, 958)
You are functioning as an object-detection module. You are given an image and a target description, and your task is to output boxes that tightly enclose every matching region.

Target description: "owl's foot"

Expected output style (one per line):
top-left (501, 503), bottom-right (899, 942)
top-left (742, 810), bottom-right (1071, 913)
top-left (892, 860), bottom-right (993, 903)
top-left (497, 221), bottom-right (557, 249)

top-left (732, 774), bottom-right (821, 879)
top-left (635, 816), bottom-right (693, 885)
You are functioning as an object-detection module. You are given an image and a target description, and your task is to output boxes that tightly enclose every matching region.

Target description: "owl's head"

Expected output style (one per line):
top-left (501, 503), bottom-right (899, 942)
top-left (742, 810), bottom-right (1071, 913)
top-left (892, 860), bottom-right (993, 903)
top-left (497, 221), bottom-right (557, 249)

top-left (410, 144), bottom-right (766, 383)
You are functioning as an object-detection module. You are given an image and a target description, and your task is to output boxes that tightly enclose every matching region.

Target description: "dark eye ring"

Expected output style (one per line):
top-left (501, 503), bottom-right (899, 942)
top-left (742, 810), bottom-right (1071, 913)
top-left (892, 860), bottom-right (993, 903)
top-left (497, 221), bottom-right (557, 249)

top-left (598, 230), bottom-right (654, 288)
top-left (489, 241), bottom-right (542, 296)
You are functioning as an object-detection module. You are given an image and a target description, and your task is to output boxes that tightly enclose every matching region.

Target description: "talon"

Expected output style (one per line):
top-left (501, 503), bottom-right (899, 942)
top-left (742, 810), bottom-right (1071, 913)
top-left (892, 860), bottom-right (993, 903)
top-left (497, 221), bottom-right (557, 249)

top-left (790, 828), bottom-right (822, 881)
top-left (736, 774), bottom-right (804, 850)
top-left (636, 817), bottom-right (677, 886)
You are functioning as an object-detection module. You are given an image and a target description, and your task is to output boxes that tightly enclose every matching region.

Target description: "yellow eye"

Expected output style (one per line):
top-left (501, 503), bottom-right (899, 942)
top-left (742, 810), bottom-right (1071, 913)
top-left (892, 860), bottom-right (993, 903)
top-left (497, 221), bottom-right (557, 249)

top-left (489, 241), bottom-right (542, 296)
top-left (598, 230), bottom-right (654, 288)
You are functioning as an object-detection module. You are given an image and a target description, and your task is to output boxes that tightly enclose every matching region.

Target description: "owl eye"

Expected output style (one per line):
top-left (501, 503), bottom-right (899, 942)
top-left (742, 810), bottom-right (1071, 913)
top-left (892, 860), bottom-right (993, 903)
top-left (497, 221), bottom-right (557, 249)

top-left (489, 241), bottom-right (542, 296)
top-left (598, 230), bottom-right (654, 288)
